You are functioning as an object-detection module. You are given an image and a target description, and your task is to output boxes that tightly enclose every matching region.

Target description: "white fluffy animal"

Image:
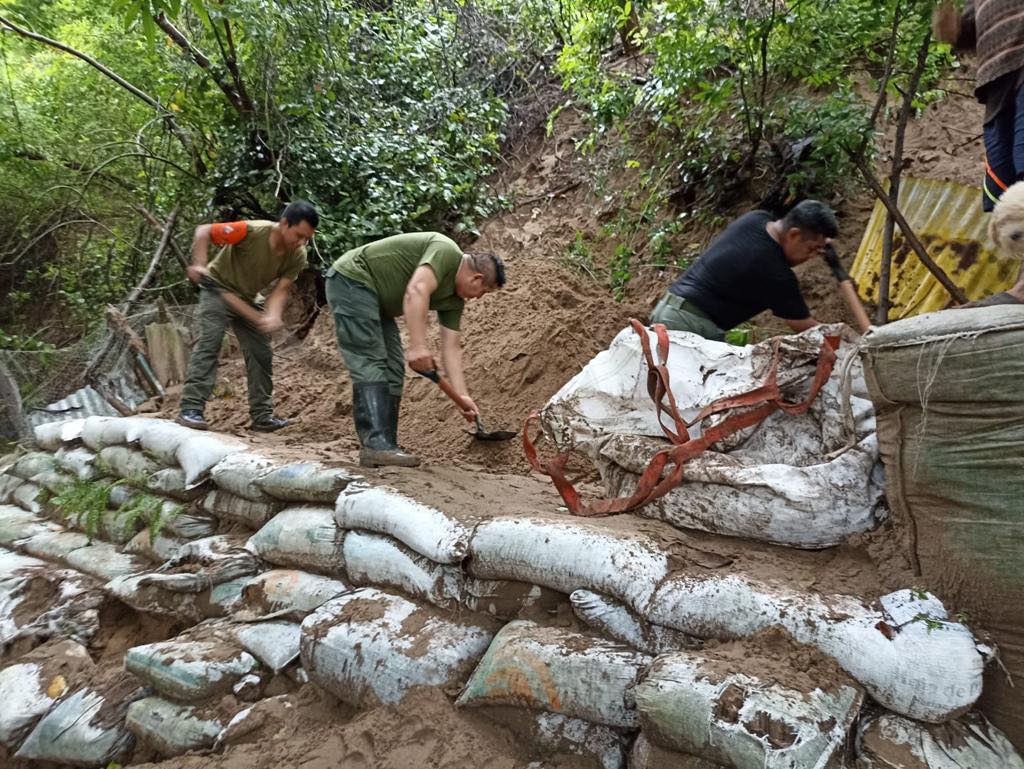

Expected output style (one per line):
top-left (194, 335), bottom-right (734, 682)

top-left (989, 181), bottom-right (1024, 259)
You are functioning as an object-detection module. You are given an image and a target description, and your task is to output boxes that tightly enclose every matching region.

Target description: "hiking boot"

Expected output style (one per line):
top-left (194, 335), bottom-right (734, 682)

top-left (177, 410), bottom-right (209, 431)
top-left (353, 383), bottom-right (420, 468)
top-left (250, 415), bottom-right (295, 433)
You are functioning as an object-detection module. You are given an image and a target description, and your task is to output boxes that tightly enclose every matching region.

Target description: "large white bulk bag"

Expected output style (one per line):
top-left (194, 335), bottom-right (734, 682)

top-left (457, 620), bottom-right (651, 728)
top-left (246, 506), bottom-right (345, 574)
top-left (467, 516), bottom-right (668, 613)
top-left (634, 652), bottom-right (863, 769)
top-left (335, 483), bottom-right (476, 564)
top-left (301, 587), bottom-right (496, 707)
top-left (647, 576), bottom-right (984, 723)
top-left (540, 325), bottom-right (883, 548)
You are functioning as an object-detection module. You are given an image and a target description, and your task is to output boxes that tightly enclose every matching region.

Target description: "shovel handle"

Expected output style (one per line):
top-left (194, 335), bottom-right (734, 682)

top-left (839, 280), bottom-right (871, 334)
top-left (418, 369), bottom-right (470, 410)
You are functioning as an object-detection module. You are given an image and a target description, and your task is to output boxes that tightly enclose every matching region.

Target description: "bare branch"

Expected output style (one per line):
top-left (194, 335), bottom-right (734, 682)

top-left (124, 205), bottom-right (179, 311)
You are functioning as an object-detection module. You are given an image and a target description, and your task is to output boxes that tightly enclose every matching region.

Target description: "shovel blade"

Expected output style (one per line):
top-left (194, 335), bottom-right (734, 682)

top-left (474, 429), bottom-right (517, 442)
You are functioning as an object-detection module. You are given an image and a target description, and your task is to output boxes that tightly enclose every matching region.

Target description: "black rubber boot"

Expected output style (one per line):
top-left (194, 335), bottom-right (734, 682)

top-left (353, 383), bottom-right (420, 468)
top-left (386, 394), bottom-right (401, 447)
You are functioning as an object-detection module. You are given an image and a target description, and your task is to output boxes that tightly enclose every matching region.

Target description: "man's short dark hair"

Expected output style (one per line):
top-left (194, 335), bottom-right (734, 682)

top-left (781, 200), bottom-right (838, 239)
top-left (282, 200), bottom-right (319, 230)
top-left (465, 252), bottom-right (506, 289)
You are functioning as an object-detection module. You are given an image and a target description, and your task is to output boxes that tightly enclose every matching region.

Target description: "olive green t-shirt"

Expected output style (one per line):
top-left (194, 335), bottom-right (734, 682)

top-left (208, 220), bottom-right (308, 302)
top-left (332, 232), bottom-right (465, 331)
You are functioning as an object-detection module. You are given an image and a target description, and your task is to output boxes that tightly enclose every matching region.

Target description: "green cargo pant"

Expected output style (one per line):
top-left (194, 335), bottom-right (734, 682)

top-left (180, 281), bottom-right (274, 420)
top-left (325, 270), bottom-right (405, 396)
top-left (649, 292), bottom-right (726, 342)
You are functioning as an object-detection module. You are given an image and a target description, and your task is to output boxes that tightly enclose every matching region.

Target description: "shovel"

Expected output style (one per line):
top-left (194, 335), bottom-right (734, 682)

top-left (418, 369), bottom-right (517, 441)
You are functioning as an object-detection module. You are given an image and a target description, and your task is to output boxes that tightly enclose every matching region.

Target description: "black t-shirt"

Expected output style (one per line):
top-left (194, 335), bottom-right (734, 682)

top-left (669, 210), bottom-right (810, 329)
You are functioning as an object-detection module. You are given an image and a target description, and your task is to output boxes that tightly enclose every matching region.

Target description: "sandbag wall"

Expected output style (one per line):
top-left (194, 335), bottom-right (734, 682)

top-left (0, 415), bottom-right (1020, 768)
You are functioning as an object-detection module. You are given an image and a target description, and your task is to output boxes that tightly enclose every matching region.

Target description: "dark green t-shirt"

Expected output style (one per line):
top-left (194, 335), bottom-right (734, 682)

top-left (332, 232), bottom-right (465, 331)
top-left (207, 220), bottom-right (307, 302)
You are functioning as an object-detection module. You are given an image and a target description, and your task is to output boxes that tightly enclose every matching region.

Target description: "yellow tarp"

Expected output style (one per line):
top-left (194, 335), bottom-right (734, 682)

top-left (851, 177), bottom-right (1018, 318)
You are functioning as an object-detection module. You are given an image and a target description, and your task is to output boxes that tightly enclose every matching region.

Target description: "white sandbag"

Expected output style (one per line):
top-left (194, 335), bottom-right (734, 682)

top-left (344, 531), bottom-right (461, 608)
top-left (8, 452), bottom-right (57, 480)
top-left (0, 663), bottom-right (63, 747)
top-left (104, 574), bottom-right (204, 622)
top-left (96, 415), bottom-right (157, 447)
top-left (460, 578), bottom-right (568, 620)
top-left (630, 733), bottom-right (728, 769)
top-left (233, 621), bottom-right (301, 673)
top-left (14, 686), bottom-right (136, 766)
top-left (256, 461), bottom-right (358, 503)
top-left (209, 452), bottom-right (277, 500)
top-left (125, 639), bottom-right (258, 701)
top-left (301, 587), bottom-right (496, 707)
top-left (11, 482), bottom-right (46, 515)
top-left (542, 325), bottom-right (883, 549)
top-left (79, 415), bottom-right (119, 449)
top-left (32, 418), bottom-right (85, 451)
top-left (234, 569), bottom-right (349, 620)
top-left (98, 445), bottom-right (159, 480)
top-left (29, 469), bottom-right (74, 496)
top-left (136, 419), bottom-right (194, 464)
top-left (571, 590), bottom-right (696, 654)
top-left (123, 527), bottom-right (187, 562)
top-left (0, 505), bottom-right (55, 546)
top-left (176, 432), bottom-right (246, 487)
top-left (468, 516), bottom-right (668, 613)
top-left (335, 482), bottom-right (474, 564)
top-left (21, 529), bottom-right (89, 560)
top-left (146, 467), bottom-right (208, 501)
top-left (647, 576), bottom-right (985, 723)
top-left (125, 696), bottom-right (222, 758)
top-left (856, 710), bottom-right (1024, 769)
top-left (457, 620), bottom-right (651, 728)
top-left (64, 541), bottom-right (148, 581)
top-left (0, 473), bottom-right (22, 504)
top-left (107, 481), bottom-right (137, 508)
top-left (203, 489), bottom-right (283, 529)
top-left (246, 506), bottom-right (345, 574)
top-left (54, 446), bottom-right (99, 480)
top-left (634, 652), bottom-right (863, 769)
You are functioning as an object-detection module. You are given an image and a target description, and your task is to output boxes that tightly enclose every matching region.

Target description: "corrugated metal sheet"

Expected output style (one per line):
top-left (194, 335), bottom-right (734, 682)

top-left (851, 177), bottom-right (1018, 318)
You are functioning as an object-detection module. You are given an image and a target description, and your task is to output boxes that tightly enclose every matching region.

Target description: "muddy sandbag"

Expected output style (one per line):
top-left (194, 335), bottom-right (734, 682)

top-left (0, 474), bottom-right (23, 504)
top-left (301, 587), bottom-right (496, 707)
top-left (0, 505), bottom-right (54, 546)
top-left (468, 516), bottom-right (668, 613)
top-left (233, 621), bottom-right (301, 673)
top-left (344, 531), bottom-right (461, 609)
top-left (176, 432), bottom-right (246, 487)
top-left (125, 639), bottom-right (258, 701)
top-left (461, 578), bottom-right (568, 620)
top-left (209, 452), bottom-right (277, 500)
top-left (139, 536), bottom-right (259, 593)
top-left (105, 574), bottom-right (204, 622)
top-left (205, 576), bottom-right (253, 616)
top-left (29, 469), bottom-right (74, 496)
top-left (98, 445), bottom-right (159, 480)
top-left (634, 652), bottom-right (863, 769)
top-left (162, 505), bottom-right (217, 540)
top-left (647, 577), bottom-right (984, 723)
top-left (33, 418), bottom-right (85, 451)
top-left (54, 446), bottom-right (99, 481)
top-left (64, 541), bottom-right (148, 581)
top-left (571, 590), bottom-right (697, 654)
top-left (234, 569), bottom-right (349, 621)
top-left (125, 696), bottom-right (223, 758)
top-left (146, 467), bottom-right (208, 501)
top-left (256, 461), bottom-right (358, 503)
top-left (21, 529), bottom-right (89, 560)
top-left (335, 482), bottom-right (475, 564)
top-left (630, 734), bottom-right (728, 769)
top-left (11, 482), bottom-right (47, 515)
top-left (203, 489), bottom-right (283, 529)
top-left (123, 527), bottom-right (186, 562)
top-left (60, 506), bottom-right (141, 545)
top-left (246, 505), bottom-right (345, 574)
top-left (856, 709), bottom-right (1024, 768)
top-left (0, 640), bottom-right (93, 748)
top-left (14, 684), bottom-right (138, 766)
top-left (8, 452), bottom-right (57, 480)
top-left (861, 305), bottom-right (1024, 744)
top-left (457, 620), bottom-right (651, 728)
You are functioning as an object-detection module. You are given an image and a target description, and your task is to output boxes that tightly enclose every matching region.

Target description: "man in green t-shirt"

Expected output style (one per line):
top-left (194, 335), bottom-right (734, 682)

top-left (178, 201), bottom-right (318, 432)
top-left (326, 232), bottom-right (506, 467)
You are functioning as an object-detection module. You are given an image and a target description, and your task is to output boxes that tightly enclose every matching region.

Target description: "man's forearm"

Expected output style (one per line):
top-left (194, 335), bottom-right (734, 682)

top-left (219, 290), bottom-right (263, 326)
top-left (191, 224), bottom-right (212, 267)
top-left (403, 290), bottom-right (431, 351)
top-left (441, 342), bottom-right (468, 396)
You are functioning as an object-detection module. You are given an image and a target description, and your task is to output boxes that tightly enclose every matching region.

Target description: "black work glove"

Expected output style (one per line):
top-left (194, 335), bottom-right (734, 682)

top-left (823, 244), bottom-right (850, 283)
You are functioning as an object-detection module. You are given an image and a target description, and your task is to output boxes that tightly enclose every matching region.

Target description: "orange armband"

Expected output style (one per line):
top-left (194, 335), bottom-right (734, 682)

top-left (210, 221), bottom-right (248, 246)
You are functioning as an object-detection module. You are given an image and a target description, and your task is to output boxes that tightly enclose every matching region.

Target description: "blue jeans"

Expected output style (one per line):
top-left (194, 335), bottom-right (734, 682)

top-left (983, 83), bottom-right (1024, 212)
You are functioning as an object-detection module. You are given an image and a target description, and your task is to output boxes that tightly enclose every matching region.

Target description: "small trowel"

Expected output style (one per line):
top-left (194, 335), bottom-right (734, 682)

top-left (418, 370), bottom-right (517, 441)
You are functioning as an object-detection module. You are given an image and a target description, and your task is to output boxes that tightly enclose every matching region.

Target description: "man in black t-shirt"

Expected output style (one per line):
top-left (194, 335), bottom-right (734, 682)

top-left (650, 200), bottom-right (839, 340)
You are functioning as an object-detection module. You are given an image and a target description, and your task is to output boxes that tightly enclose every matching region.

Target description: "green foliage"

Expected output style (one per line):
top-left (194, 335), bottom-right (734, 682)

top-left (52, 477), bottom-right (117, 540)
top-left (562, 231), bottom-right (597, 279)
top-left (117, 491), bottom-right (179, 539)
